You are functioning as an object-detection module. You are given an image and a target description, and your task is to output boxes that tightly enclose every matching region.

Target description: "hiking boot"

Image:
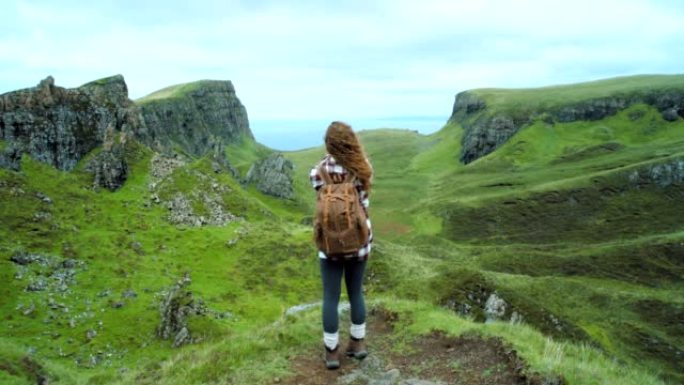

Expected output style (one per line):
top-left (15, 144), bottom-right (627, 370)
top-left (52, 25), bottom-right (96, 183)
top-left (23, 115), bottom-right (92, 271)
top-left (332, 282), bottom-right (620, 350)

top-left (345, 337), bottom-right (368, 360)
top-left (324, 345), bottom-right (341, 370)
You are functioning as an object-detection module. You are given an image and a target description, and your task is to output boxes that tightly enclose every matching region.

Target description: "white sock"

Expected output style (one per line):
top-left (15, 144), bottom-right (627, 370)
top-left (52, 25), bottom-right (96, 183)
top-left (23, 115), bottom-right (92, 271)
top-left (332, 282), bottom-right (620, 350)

top-left (350, 323), bottom-right (366, 340)
top-left (324, 331), bottom-right (339, 350)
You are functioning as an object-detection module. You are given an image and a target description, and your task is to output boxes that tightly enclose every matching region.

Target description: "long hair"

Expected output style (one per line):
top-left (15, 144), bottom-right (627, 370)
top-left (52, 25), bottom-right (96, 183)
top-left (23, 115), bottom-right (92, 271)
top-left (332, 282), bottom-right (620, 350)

top-left (325, 121), bottom-right (372, 193)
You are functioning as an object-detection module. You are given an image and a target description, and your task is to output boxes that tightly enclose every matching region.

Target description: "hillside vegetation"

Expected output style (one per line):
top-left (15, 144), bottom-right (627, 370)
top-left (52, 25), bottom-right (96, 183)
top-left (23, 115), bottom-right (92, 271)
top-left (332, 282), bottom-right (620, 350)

top-left (286, 97), bottom-right (684, 383)
top-left (471, 74), bottom-right (684, 111)
top-left (1, 75), bottom-right (683, 384)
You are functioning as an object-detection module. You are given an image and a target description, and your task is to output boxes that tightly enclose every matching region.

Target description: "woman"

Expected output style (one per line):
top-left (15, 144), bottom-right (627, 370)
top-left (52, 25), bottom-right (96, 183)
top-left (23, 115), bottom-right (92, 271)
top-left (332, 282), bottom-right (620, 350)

top-left (309, 121), bottom-right (373, 370)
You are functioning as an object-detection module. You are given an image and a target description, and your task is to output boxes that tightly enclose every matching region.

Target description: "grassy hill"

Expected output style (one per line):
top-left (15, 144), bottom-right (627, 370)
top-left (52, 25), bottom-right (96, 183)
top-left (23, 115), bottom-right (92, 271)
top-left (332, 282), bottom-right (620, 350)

top-left (135, 80), bottom-right (226, 104)
top-left (1, 75), bottom-right (683, 384)
top-left (285, 102), bottom-right (684, 382)
top-left (470, 74), bottom-right (684, 111)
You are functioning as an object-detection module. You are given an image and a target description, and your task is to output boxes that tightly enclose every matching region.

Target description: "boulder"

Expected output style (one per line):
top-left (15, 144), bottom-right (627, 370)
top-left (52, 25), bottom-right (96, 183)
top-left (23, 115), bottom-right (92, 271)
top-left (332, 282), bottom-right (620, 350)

top-left (246, 153), bottom-right (294, 199)
top-left (662, 108), bottom-right (679, 121)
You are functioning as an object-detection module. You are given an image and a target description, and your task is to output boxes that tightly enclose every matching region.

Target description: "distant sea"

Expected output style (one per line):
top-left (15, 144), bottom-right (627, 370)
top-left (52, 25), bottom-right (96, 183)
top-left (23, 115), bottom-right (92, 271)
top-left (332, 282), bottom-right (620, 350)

top-left (251, 116), bottom-right (448, 151)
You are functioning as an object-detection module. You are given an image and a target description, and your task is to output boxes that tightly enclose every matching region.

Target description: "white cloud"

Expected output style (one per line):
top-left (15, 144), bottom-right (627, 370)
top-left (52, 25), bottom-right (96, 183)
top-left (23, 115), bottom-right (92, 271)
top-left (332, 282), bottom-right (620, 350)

top-left (1, 0), bottom-right (683, 126)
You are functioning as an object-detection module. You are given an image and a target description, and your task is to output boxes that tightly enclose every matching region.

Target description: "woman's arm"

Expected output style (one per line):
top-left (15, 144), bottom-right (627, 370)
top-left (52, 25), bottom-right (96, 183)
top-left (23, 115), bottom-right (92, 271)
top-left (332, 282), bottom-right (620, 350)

top-left (310, 165), bottom-right (324, 191)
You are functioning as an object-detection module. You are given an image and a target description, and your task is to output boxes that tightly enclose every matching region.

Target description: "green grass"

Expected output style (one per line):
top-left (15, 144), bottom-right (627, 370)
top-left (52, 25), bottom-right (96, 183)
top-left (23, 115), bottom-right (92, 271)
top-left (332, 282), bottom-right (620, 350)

top-left (0, 145), bottom-right (320, 383)
top-left (100, 297), bottom-right (670, 385)
top-left (471, 74), bottom-right (684, 113)
top-left (2, 75), bottom-right (684, 383)
top-left (384, 299), bottom-right (668, 385)
top-left (136, 80), bottom-right (228, 104)
top-left (81, 74), bottom-right (124, 88)
top-left (224, 136), bottom-right (272, 178)
top-left (285, 105), bottom-right (684, 382)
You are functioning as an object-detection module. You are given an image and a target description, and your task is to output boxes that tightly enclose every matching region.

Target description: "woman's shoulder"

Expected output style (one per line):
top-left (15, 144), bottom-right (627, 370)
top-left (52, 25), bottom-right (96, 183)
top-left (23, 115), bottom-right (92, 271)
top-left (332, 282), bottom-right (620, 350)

top-left (311, 154), bottom-right (330, 170)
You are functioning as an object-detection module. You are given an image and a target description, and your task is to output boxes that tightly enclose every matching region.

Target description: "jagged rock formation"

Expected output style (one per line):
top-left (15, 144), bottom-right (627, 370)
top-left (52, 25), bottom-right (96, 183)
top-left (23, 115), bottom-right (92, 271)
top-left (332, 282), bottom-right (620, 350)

top-left (0, 76), bottom-right (258, 193)
top-left (246, 153), bottom-right (294, 198)
top-left (451, 82), bottom-right (684, 164)
top-left (0, 75), bottom-right (144, 171)
top-left (85, 128), bottom-right (130, 191)
top-left (156, 274), bottom-right (207, 348)
top-left (137, 80), bottom-right (252, 157)
top-left (156, 274), bottom-right (231, 347)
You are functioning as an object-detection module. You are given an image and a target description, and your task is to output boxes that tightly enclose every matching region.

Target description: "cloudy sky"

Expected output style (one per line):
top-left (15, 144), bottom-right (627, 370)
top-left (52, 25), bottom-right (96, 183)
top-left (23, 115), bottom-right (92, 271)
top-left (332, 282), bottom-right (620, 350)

top-left (1, 0), bottom-right (683, 149)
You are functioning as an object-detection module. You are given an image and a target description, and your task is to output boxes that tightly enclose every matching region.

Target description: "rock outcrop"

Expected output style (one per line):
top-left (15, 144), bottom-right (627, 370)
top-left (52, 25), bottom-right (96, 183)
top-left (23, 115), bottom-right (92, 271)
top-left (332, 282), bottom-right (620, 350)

top-left (0, 75), bottom-right (144, 171)
top-left (137, 80), bottom-right (252, 157)
top-left (628, 158), bottom-right (684, 189)
top-left (0, 76), bottom-right (257, 192)
top-left (246, 153), bottom-right (294, 198)
top-left (85, 127), bottom-right (130, 191)
top-left (451, 85), bottom-right (684, 164)
top-left (156, 274), bottom-right (207, 348)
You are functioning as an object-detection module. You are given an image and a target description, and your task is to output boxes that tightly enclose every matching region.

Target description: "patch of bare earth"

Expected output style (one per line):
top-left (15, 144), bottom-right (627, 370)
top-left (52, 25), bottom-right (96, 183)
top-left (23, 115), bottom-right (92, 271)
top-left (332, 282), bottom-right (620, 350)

top-left (276, 307), bottom-right (396, 385)
top-left (277, 307), bottom-right (563, 385)
top-left (391, 331), bottom-right (564, 385)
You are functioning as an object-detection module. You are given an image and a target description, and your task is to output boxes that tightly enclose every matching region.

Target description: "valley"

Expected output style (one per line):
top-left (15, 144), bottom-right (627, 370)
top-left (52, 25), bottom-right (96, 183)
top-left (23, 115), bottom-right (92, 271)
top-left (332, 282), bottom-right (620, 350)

top-left (1, 74), bottom-right (682, 384)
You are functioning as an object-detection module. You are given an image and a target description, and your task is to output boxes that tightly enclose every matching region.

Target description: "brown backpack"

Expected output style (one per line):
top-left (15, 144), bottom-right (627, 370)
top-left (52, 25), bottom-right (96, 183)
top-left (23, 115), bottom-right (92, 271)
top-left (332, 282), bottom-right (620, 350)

top-left (313, 166), bottom-right (370, 257)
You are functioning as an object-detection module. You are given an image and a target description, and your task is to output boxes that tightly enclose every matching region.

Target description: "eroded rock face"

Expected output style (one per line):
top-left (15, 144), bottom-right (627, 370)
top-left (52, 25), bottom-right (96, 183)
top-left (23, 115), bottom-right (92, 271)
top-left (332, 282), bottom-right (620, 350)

top-left (0, 76), bottom-right (255, 193)
top-left (85, 129), bottom-right (130, 191)
top-left (451, 88), bottom-right (684, 164)
top-left (156, 274), bottom-right (233, 348)
top-left (156, 274), bottom-right (207, 348)
top-left (0, 75), bottom-right (144, 171)
top-left (460, 115), bottom-right (519, 164)
top-left (138, 80), bottom-right (252, 157)
top-left (628, 158), bottom-right (684, 189)
top-left (246, 153), bottom-right (294, 199)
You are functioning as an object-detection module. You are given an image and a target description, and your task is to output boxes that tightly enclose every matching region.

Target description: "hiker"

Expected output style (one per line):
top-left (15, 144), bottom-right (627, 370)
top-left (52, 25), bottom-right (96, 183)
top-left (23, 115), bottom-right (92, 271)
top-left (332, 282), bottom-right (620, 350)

top-left (309, 121), bottom-right (374, 370)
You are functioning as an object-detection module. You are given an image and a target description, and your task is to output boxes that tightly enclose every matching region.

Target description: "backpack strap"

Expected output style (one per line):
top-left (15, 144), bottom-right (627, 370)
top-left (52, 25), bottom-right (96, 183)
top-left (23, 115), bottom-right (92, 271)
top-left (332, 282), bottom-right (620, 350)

top-left (319, 165), bottom-right (356, 185)
top-left (318, 165), bottom-right (333, 185)
top-left (342, 172), bottom-right (354, 183)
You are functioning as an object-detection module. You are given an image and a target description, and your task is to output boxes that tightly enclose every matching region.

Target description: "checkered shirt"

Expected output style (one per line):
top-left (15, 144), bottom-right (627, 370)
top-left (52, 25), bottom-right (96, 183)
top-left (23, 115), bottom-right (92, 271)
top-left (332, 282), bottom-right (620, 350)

top-left (309, 154), bottom-right (373, 260)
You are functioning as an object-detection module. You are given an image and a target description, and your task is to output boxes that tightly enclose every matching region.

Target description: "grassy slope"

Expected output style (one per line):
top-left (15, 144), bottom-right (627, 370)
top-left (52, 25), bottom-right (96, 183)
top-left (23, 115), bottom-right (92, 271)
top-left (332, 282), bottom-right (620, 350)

top-left (285, 104), bottom-right (684, 383)
top-left (1, 76), bottom-right (683, 384)
top-left (2, 121), bottom-right (673, 384)
top-left (0, 144), bottom-right (319, 384)
top-left (135, 80), bottom-right (223, 104)
top-left (471, 74), bottom-right (684, 112)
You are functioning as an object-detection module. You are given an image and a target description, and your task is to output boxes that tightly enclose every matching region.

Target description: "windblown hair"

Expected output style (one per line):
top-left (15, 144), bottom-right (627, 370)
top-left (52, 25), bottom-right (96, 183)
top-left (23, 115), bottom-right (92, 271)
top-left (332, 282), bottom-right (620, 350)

top-left (325, 121), bottom-right (373, 193)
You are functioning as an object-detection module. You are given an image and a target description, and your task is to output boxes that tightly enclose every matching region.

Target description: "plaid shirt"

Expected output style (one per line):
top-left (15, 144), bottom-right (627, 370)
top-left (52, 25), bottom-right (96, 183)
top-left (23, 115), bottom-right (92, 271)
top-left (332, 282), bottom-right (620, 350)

top-left (310, 154), bottom-right (373, 260)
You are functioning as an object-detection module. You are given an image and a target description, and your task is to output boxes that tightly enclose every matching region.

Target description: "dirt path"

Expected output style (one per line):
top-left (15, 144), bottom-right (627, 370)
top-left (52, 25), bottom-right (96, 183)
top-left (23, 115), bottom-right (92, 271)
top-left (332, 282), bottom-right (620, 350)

top-left (277, 307), bottom-right (562, 385)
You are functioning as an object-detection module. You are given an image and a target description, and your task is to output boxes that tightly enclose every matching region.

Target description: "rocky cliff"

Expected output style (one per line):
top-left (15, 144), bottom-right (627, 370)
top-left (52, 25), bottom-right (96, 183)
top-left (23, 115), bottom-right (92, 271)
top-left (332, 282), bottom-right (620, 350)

top-left (0, 76), bottom-right (258, 192)
top-left (136, 80), bottom-right (252, 157)
top-left (0, 75), bottom-right (144, 172)
top-left (451, 76), bottom-right (684, 164)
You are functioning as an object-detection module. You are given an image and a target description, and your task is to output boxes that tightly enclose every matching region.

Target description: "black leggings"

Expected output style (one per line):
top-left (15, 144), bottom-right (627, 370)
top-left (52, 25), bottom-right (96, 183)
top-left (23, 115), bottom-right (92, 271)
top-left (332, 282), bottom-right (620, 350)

top-left (320, 258), bottom-right (367, 333)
